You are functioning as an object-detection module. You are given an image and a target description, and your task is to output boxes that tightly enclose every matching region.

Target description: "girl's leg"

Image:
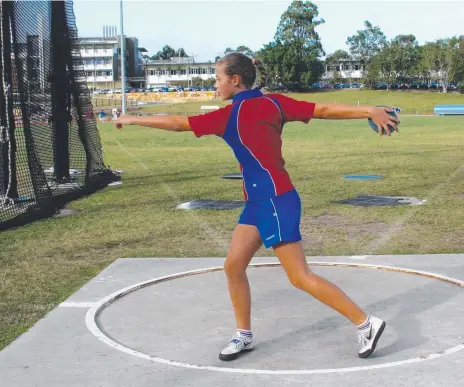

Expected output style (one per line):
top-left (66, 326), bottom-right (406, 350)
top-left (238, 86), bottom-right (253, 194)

top-left (273, 241), bottom-right (366, 325)
top-left (224, 224), bottom-right (263, 330)
top-left (273, 240), bottom-right (386, 358)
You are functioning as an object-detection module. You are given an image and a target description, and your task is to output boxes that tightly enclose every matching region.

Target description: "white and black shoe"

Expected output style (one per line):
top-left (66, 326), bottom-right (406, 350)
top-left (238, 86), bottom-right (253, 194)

top-left (357, 315), bottom-right (386, 358)
top-left (219, 332), bottom-right (254, 361)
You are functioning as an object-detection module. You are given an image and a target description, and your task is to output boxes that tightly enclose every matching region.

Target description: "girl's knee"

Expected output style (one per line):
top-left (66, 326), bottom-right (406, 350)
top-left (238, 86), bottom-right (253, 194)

top-left (224, 255), bottom-right (248, 276)
top-left (288, 270), bottom-right (315, 290)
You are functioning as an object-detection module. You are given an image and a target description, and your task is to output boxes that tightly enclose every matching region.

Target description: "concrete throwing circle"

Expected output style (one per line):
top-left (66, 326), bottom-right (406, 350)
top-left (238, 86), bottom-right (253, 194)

top-left (86, 262), bottom-right (464, 375)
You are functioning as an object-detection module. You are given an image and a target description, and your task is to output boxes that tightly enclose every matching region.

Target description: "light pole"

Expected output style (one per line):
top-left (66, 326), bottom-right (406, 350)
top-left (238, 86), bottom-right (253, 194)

top-left (120, 0), bottom-right (126, 113)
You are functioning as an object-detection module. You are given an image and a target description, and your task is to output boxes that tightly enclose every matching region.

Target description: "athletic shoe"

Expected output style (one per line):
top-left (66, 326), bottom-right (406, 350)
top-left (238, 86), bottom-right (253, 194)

top-left (357, 315), bottom-right (386, 358)
top-left (219, 332), bottom-right (254, 361)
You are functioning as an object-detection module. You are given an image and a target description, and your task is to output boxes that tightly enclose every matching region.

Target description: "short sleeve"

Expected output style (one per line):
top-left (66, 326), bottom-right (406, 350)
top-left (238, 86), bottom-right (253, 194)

top-left (268, 94), bottom-right (315, 124)
top-left (187, 105), bottom-right (233, 137)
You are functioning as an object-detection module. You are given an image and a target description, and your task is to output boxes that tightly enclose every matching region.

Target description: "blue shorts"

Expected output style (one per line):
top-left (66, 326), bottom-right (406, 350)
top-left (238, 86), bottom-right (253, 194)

top-left (238, 188), bottom-right (302, 248)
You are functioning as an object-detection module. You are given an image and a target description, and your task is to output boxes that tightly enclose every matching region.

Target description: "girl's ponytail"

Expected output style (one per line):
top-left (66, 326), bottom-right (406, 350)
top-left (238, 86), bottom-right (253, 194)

top-left (252, 58), bottom-right (267, 89)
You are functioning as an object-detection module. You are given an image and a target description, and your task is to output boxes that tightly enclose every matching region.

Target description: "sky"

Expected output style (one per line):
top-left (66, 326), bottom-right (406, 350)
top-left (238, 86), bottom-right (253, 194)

top-left (73, 0), bottom-right (463, 62)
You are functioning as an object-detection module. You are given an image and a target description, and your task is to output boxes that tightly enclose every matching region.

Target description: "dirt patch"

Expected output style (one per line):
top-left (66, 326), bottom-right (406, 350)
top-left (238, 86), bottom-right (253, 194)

top-left (300, 213), bottom-right (388, 250)
top-left (455, 193), bottom-right (464, 201)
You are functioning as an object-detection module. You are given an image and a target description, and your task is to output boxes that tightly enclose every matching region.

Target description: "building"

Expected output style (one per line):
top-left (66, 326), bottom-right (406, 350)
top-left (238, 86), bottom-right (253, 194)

top-left (322, 58), bottom-right (365, 83)
top-left (144, 57), bottom-right (216, 88)
top-left (78, 26), bottom-right (147, 90)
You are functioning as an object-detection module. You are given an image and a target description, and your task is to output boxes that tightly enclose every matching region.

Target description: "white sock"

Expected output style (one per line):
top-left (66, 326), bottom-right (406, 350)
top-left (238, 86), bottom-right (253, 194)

top-left (357, 315), bottom-right (371, 330)
top-left (237, 329), bottom-right (253, 339)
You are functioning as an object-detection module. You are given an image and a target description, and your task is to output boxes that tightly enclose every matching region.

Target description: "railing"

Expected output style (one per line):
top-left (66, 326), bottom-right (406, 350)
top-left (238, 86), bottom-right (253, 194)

top-left (92, 98), bottom-right (138, 109)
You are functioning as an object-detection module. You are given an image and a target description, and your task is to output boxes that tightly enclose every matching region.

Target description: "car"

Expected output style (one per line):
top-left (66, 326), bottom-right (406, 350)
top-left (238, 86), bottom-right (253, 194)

top-left (333, 83), bottom-right (342, 89)
top-left (376, 82), bottom-right (388, 90)
top-left (351, 83), bottom-right (361, 88)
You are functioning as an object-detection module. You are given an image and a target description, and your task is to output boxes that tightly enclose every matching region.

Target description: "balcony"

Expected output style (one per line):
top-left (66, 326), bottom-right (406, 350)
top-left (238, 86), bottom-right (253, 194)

top-left (80, 50), bottom-right (114, 58)
top-left (83, 63), bottom-right (113, 70)
top-left (86, 76), bottom-right (114, 83)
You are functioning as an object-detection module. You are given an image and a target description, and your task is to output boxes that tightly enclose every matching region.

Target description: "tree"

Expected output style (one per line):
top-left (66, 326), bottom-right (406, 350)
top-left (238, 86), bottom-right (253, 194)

top-left (175, 48), bottom-right (188, 58)
top-left (191, 76), bottom-right (203, 87)
top-left (275, 1), bottom-right (325, 58)
top-left (389, 34), bottom-right (422, 82)
top-left (257, 1), bottom-right (325, 90)
top-left (326, 50), bottom-right (349, 65)
top-left (235, 45), bottom-right (255, 57)
top-left (346, 21), bottom-right (387, 65)
top-left (221, 45), bottom-right (255, 57)
top-left (330, 70), bottom-right (342, 85)
top-left (368, 44), bottom-right (396, 89)
top-left (151, 45), bottom-right (178, 60)
top-left (421, 36), bottom-right (464, 93)
top-left (256, 40), bottom-right (286, 87)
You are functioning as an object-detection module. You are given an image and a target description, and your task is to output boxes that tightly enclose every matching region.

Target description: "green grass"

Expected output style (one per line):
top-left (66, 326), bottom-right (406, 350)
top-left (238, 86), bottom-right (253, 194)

top-left (131, 90), bottom-right (463, 115)
top-left (1, 92), bottom-right (464, 351)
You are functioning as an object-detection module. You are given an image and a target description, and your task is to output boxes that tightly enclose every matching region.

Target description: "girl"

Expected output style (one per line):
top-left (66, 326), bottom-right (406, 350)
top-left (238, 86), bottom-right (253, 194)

top-left (115, 53), bottom-right (399, 362)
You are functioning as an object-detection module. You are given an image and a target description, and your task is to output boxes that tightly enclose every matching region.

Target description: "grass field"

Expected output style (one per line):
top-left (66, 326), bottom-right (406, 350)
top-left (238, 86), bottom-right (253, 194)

top-left (130, 89), bottom-right (464, 115)
top-left (1, 91), bottom-right (463, 350)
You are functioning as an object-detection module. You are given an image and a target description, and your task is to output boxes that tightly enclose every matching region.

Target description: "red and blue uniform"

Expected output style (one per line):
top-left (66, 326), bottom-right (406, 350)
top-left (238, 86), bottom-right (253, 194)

top-left (188, 88), bottom-right (315, 248)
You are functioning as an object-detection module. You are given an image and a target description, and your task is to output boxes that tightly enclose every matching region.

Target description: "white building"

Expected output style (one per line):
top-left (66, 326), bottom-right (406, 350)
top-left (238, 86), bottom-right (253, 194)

top-left (80, 37), bottom-right (117, 89)
top-left (145, 57), bottom-right (216, 87)
top-left (322, 59), bottom-right (365, 82)
top-left (78, 26), bottom-right (147, 90)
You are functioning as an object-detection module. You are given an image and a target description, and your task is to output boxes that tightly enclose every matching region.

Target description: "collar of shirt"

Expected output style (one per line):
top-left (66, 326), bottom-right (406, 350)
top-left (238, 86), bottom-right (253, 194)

top-left (232, 88), bottom-right (263, 104)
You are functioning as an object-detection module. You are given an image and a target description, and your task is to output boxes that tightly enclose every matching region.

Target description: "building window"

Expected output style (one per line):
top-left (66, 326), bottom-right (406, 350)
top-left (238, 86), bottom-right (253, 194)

top-left (180, 69), bottom-right (186, 75)
top-left (192, 68), bottom-right (198, 74)
top-left (170, 70), bottom-right (176, 75)
top-left (95, 58), bottom-right (102, 65)
top-left (84, 47), bottom-right (90, 53)
top-left (210, 68), bottom-right (215, 74)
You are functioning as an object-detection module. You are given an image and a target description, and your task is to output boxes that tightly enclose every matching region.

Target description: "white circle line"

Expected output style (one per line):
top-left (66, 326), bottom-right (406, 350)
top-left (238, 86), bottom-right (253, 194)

top-left (85, 262), bottom-right (464, 375)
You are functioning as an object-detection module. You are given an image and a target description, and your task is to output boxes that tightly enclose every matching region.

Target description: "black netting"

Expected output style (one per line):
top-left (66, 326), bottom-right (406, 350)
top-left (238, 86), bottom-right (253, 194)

top-left (0, 0), bottom-right (119, 230)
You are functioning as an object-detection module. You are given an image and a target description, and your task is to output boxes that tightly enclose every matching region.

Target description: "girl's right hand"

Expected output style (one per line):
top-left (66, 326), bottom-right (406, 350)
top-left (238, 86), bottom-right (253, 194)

top-left (115, 115), bottom-right (134, 129)
top-left (370, 107), bottom-right (400, 136)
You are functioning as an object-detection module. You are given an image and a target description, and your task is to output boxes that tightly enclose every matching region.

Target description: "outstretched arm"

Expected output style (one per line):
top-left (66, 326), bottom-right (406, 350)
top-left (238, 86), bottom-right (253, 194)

top-left (314, 104), bottom-right (375, 120)
top-left (115, 115), bottom-right (191, 132)
top-left (314, 103), bottom-right (399, 135)
top-left (269, 94), bottom-right (399, 136)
